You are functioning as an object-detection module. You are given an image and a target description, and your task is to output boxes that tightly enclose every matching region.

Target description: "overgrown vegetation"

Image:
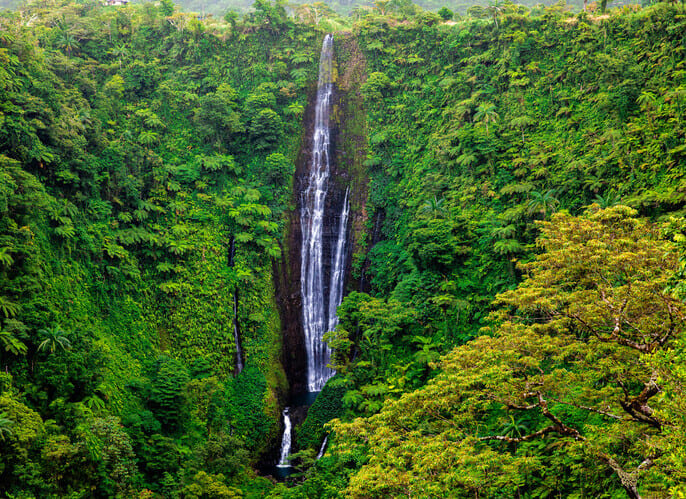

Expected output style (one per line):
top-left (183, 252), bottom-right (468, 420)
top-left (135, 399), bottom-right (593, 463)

top-left (0, 0), bottom-right (321, 494)
top-left (303, 2), bottom-right (686, 497)
top-left (0, 0), bottom-right (685, 496)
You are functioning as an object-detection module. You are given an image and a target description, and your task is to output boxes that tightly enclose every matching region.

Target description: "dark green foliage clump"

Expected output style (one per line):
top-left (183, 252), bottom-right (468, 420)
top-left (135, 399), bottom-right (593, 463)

top-left (296, 376), bottom-right (346, 450)
top-left (437, 6), bottom-right (454, 19)
top-left (226, 365), bottom-right (272, 452)
top-left (147, 356), bottom-right (191, 431)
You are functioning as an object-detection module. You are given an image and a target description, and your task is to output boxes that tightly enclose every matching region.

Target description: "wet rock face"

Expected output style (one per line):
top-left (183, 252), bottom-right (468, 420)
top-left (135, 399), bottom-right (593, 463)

top-left (277, 82), bottom-right (319, 397)
top-left (278, 34), bottom-right (368, 399)
top-left (276, 200), bottom-right (307, 396)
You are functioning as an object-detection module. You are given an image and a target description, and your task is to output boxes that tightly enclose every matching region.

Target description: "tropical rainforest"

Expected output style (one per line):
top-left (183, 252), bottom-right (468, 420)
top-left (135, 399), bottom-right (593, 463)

top-left (0, 0), bottom-right (685, 497)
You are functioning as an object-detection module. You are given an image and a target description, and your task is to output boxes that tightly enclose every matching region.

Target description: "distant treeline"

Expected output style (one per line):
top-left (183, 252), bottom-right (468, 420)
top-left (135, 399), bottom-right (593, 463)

top-left (0, 0), bottom-right (644, 18)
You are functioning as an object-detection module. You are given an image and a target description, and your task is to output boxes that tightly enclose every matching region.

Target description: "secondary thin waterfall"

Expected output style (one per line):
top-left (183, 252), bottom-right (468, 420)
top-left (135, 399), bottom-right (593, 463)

top-left (317, 435), bottom-right (329, 459)
top-left (277, 408), bottom-right (292, 467)
top-left (232, 290), bottom-right (243, 374)
top-left (328, 188), bottom-right (349, 333)
top-left (300, 34), bottom-right (349, 392)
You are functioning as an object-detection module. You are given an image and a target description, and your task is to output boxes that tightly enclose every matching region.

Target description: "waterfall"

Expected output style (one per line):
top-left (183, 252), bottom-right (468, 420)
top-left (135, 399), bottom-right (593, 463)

top-left (328, 188), bottom-right (349, 333)
top-left (277, 408), bottom-right (292, 467)
top-left (316, 435), bottom-right (329, 459)
top-left (300, 33), bottom-right (349, 393)
top-left (232, 290), bottom-right (243, 374)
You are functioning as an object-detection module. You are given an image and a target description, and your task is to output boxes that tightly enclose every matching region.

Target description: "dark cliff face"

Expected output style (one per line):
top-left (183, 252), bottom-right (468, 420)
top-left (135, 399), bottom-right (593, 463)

top-left (276, 34), bottom-right (369, 399)
top-left (275, 85), bottom-right (314, 398)
top-left (332, 34), bottom-right (370, 294)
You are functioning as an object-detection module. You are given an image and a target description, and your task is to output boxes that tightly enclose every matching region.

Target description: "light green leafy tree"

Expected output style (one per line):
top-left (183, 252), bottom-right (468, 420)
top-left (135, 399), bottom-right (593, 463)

top-left (334, 206), bottom-right (686, 498)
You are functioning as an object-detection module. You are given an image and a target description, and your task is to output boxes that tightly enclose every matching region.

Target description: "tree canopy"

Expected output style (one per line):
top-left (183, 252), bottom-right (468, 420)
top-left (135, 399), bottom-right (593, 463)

top-left (333, 206), bottom-right (686, 497)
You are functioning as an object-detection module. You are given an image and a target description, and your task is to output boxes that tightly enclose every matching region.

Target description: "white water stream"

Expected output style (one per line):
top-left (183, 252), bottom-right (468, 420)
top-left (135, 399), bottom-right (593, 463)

top-left (277, 408), bottom-right (292, 467)
top-left (317, 435), bottom-right (329, 459)
top-left (300, 34), bottom-right (349, 392)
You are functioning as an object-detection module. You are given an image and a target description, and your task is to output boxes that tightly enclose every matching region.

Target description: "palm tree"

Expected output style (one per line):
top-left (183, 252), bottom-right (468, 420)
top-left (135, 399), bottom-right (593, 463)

top-left (486, 0), bottom-right (503, 28)
top-left (419, 196), bottom-right (446, 218)
top-left (85, 395), bottom-right (106, 413)
top-left (0, 296), bottom-right (19, 318)
top-left (111, 44), bottom-right (129, 69)
top-left (412, 335), bottom-right (442, 365)
top-left (56, 31), bottom-right (78, 58)
top-left (0, 412), bottom-right (13, 441)
top-left (0, 327), bottom-right (27, 356)
top-left (37, 325), bottom-right (71, 354)
top-left (0, 247), bottom-right (14, 267)
top-left (594, 190), bottom-right (621, 208)
top-left (509, 115), bottom-right (534, 142)
top-left (501, 415), bottom-right (528, 438)
top-left (455, 151), bottom-right (478, 170)
top-left (527, 189), bottom-right (559, 219)
top-left (474, 103), bottom-right (499, 136)
top-left (493, 238), bottom-right (525, 256)
top-left (138, 130), bottom-right (159, 146)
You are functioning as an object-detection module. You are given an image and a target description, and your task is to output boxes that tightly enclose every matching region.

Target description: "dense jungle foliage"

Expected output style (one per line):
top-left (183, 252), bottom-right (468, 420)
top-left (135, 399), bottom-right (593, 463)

top-left (292, 2), bottom-right (686, 498)
top-left (0, 0), bottom-right (685, 497)
top-left (0, 0), bottom-right (321, 495)
top-left (156, 0), bottom-right (633, 23)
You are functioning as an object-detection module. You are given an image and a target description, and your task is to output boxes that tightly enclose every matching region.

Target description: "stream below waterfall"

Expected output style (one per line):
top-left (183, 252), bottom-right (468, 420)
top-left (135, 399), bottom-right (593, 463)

top-left (273, 33), bottom-right (350, 477)
top-left (277, 407), bottom-right (292, 468)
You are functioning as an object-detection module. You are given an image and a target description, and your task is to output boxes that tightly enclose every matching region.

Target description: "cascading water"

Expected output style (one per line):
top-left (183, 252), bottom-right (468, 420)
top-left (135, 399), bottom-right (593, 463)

top-left (316, 435), bottom-right (329, 459)
top-left (272, 34), bottom-right (347, 477)
top-left (328, 188), bottom-right (349, 334)
top-left (300, 34), bottom-right (349, 392)
top-left (277, 408), bottom-right (292, 467)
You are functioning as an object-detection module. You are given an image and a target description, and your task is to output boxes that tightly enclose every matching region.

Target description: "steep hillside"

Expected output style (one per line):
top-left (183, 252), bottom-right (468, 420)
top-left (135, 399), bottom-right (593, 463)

top-left (282, 3), bottom-right (686, 498)
top-left (0, 1), bottom-right (322, 495)
top-left (0, 0), bottom-right (685, 497)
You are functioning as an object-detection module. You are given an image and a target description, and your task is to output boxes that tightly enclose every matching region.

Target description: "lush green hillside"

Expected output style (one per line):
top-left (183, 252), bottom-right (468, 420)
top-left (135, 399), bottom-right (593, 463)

top-left (287, 3), bottom-right (686, 498)
top-left (0, 0), bottom-right (685, 497)
top-left (0, 1), bottom-right (323, 495)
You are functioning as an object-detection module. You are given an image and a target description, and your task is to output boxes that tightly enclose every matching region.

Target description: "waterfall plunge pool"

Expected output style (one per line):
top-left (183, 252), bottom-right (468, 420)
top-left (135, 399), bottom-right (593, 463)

top-left (263, 390), bottom-right (325, 480)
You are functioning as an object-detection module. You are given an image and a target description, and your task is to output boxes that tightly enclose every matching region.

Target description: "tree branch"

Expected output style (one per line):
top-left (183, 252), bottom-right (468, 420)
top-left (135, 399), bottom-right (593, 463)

top-left (599, 454), bottom-right (659, 499)
top-left (602, 455), bottom-right (640, 499)
top-left (504, 402), bottom-right (538, 410)
top-left (550, 398), bottom-right (623, 420)
top-left (480, 424), bottom-right (559, 443)
top-left (486, 391), bottom-right (585, 444)
top-left (619, 372), bottom-right (662, 429)
top-left (532, 391), bottom-right (584, 440)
